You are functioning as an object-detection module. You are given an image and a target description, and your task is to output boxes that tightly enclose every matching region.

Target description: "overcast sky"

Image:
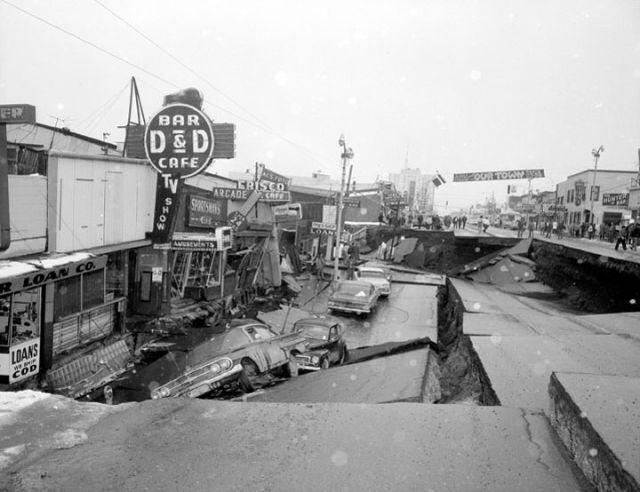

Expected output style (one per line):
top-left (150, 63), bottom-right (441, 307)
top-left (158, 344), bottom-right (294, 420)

top-left (1, 0), bottom-right (639, 210)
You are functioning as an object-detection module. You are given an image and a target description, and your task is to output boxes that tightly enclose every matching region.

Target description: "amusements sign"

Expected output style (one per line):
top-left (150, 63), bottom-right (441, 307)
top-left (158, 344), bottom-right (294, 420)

top-left (453, 169), bottom-right (545, 182)
top-left (602, 193), bottom-right (629, 207)
top-left (145, 102), bottom-right (217, 243)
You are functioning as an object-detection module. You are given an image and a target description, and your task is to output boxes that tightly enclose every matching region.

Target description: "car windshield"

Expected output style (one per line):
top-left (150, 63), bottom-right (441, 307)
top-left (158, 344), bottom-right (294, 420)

top-left (337, 283), bottom-right (370, 296)
top-left (359, 270), bottom-right (385, 278)
top-left (296, 324), bottom-right (329, 340)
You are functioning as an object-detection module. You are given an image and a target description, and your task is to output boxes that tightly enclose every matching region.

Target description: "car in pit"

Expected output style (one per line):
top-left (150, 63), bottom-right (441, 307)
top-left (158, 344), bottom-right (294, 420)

top-left (327, 280), bottom-right (380, 316)
top-left (354, 266), bottom-right (391, 296)
top-left (290, 317), bottom-right (348, 371)
top-left (150, 319), bottom-right (307, 399)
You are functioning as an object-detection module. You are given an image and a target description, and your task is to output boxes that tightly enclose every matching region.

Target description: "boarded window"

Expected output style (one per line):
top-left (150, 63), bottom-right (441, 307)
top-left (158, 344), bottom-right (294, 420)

top-left (54, 276), bottom-right (82, 320)
top-left (83, 269), bottom-right (105, 310)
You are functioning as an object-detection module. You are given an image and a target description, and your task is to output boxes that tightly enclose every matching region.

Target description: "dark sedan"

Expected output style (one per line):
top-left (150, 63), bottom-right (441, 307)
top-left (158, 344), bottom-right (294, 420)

top-left (291, 317), bottom-right (348, 371)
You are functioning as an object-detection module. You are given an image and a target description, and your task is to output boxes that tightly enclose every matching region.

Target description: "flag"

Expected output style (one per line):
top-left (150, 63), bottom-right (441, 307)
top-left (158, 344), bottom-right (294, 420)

top-left (432, 173), bottom-right (446, 187)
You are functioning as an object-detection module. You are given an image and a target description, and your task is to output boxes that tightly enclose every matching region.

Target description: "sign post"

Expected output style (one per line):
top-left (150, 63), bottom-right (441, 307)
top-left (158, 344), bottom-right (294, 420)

top-left (144, 103), bottom-right (215, 243)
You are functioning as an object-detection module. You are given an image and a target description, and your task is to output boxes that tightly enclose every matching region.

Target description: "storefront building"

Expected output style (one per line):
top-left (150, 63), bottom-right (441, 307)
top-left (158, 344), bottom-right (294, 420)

top-left (0, 254), bottom-right (112, 386)
top-left (555, 169), bottom-right (637, 226)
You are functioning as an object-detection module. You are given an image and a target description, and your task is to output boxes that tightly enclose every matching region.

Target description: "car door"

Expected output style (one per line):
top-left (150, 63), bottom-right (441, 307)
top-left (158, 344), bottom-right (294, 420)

top-left (327, 324), bottom-right (340, 363)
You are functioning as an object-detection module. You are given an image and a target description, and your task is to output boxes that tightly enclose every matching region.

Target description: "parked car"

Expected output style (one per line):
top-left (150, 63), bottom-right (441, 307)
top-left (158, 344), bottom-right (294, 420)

top-left (150, 319), bottom-right (307, 399)
top-left (291, 317), bottom-right (348, 371)
top-left (328, 280), bottom-right (380, 315)
top-left (354, 266), bottom-right (391, 296)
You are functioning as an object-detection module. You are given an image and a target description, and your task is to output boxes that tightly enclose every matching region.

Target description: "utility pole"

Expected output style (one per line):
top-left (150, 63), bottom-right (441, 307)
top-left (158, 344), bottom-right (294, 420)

top-left (333, 134), bottom-right (353, 284)
top-left (589, 145), bottom-right (605, 224)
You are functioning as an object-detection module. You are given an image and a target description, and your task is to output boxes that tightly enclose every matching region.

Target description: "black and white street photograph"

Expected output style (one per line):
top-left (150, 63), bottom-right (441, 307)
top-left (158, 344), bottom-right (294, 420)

top-left (1, 1), bottom-right (639, 490)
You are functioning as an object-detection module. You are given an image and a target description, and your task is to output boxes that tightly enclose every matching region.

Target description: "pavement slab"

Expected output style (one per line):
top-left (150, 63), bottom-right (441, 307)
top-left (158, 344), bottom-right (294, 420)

top-left (549, 372), bottom-right (640, 491)
top-left (3, 394), bottom-right (586, 492)
top-left (247, 348), bottom-right (434, 404)
top-left (471, 334), bottom-right (640, 411)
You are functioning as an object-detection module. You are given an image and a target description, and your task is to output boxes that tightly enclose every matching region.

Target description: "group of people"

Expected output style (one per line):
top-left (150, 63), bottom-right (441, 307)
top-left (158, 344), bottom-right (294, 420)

top-left (451, 216), bottom-right (468, 229)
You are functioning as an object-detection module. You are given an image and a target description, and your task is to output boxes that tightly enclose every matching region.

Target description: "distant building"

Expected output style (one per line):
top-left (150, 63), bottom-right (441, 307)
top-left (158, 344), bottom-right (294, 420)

top-left (556, 169), bottom-right (637, 226)
top-left (388, 167), bottom-right (435, 213)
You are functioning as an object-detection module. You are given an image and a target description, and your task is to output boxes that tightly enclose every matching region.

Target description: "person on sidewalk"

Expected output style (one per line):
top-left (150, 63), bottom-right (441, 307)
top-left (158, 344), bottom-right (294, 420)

top-left (629, 222), bottom-right (639, 251)
top-left (552, 220), bottom-right (558, 238)
top-left (527, 219), bottom-right (535, 238)
top-left (587, 222), bottom-right (595, 240)
top-left (599, 222), bottom-right (606, 241)
top-left (462, 215), bottom-right (467, 229)
top-left (614, 225), bottom-right (628, 251)
top-left (557, 221), bottom-right (565, 240)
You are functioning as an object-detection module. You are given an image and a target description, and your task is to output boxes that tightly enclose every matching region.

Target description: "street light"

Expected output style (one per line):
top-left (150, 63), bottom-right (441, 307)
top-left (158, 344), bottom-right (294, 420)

top-left (333, 134), bottom-right (354, 283)
top-left (588, 145), bottom-right (605, 224)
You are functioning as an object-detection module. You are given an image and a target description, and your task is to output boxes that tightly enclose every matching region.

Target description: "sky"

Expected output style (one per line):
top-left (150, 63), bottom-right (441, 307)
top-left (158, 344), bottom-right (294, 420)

top-left (1, 0), bottom-right (639, 211)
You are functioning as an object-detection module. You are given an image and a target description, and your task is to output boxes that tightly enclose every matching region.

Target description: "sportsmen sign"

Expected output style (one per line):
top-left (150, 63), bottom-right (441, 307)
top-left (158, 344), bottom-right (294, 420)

top-left (453, 169), bottom-right (545, 182)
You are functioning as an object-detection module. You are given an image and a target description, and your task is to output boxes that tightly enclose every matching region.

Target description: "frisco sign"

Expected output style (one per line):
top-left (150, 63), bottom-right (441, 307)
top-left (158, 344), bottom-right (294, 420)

top-left (187, 194), bottom-right (226, 228)
top-left (602, 193), bottom-right (629, 207)
top-left (453, 169), bottom-right (545, 182)
top-left (0, 256), bottom-right (107, 296)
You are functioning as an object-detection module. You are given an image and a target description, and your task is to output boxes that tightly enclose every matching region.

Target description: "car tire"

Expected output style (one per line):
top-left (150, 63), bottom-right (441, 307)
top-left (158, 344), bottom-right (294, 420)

top-left (340, 347), bottom-right (348, 364)
top-left (238, 371), bottom-right (255, 393)
top-left (241, 358), bottom-right (259, 378)
top-left (284, 357), bottom-right (299, 378)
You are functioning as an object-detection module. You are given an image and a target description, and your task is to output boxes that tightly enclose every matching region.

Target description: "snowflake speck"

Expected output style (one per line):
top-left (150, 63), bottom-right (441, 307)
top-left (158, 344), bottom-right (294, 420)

top-left (331, 450), bottom-right (349, 467)
top-left (490, 333), bottom-right (502, 345)
top-left (469, 70), bottom-right (482, 81)
top-left (409, 359), bottom-right (417, 367)
top-left (350, 374), bottom-right (357, 381)
top-left (589, 448), bottom-right (598, 457)
top-left (580, 411), bottom-right (588, 418)
top-left (472, 302), bottom-right (481, 311)
top-left (474, 247), bottom-right (481, 253)
top-left (630, 299), bottom-right (636, 305)
top-left (363, 321), bottom-right (370, 328)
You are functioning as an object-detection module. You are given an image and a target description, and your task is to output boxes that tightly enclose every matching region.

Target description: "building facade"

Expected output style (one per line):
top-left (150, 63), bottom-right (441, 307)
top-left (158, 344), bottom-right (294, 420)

top-left (388, 167), bottom-right (435, 214)
top-left (555, 169), bottom-right (637, 226)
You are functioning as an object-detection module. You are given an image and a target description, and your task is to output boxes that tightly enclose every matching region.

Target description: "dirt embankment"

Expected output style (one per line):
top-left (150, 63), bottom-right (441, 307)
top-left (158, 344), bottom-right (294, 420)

top-left (436, 280), bottom-right (499, 405)
top-left (531, 242), bottom-right (640, 313)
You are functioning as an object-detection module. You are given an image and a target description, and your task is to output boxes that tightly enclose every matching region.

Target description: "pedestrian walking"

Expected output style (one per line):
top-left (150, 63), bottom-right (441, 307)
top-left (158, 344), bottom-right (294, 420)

top-left (615, 225), bottom-right (628, 251)
top-left (461, 215), bottom-right (467, 229)
top-left (587, 222), bottom-right (595, 240)
top-left (599, 223), bottom-right (606, 241)
top-left (628, 222), bottom-right (639, 251)
top-left (527, 219), bottom-right (534, 238)
top-left (557, 221), bottom-right (565, 239)
top-left (552, 220), bottom-right (558, 238)
top-left (452, 216), bottom-right (458, 229)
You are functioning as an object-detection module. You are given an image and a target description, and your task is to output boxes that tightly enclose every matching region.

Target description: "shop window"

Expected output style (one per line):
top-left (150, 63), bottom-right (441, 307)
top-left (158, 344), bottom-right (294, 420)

top-left (9, 288), bottom-right (41, 344)
top-left (106, 252), bottom-right (125, 297)
top-left (0, 295), bottom-right (11, 346)
top-left (140, 272), bottom-right (152, 302)
top-left (83, 269), bottom-right (105, 310)
top-left (54, 276), bottom-right (81, 320)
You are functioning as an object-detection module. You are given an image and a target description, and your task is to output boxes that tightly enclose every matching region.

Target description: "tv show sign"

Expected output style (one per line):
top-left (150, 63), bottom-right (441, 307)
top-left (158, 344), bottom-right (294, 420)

top-left (144, 101), bottom-right (217, 243)
top-left (453, 169), bottom-right (545, 182)
top-left (602, 193), bottom-right (629, 207)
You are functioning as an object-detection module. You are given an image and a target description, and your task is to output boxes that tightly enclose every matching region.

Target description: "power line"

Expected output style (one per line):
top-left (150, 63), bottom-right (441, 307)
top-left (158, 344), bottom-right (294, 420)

top-left (2, 0), bottom-right (334, 169)
top-left (92, 0), bottom-right (274, 132)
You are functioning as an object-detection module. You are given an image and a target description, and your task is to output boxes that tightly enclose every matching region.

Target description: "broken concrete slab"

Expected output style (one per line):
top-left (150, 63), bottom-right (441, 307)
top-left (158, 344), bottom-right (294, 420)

top-left (249, 348), bottom-right (437, 404)
top-left (470, 334), bottom-right (640, 411)
top-left (392, 237), bottom-right (418, 263)
top-left (549, 372), bottom-right (640, 491)
top-left (3, 395), bottom-right (586, 491)
top-left (467, 256), bottom-right (536, 284)
top-left (574, 312), bottom-right (640, 342)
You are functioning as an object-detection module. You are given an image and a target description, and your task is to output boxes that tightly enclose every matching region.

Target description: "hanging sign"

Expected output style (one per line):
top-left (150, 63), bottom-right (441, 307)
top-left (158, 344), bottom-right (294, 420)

top-left (602, 193), bottom-right (629, 207)
top-left (145, 101), bottom-right (217, 243)
top-left (453, 169), bottom-right (545, 182)
top-left (1, 339), bottom-right (40, 384)
top-left (187, 194), bottom-right (226, 228)
top-left (273, 203), bottom-right (302, 222)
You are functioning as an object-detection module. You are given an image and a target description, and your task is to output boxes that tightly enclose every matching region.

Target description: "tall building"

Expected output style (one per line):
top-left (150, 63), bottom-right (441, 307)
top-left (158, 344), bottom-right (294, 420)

top-left (388, 166), bottom-right (435, 214)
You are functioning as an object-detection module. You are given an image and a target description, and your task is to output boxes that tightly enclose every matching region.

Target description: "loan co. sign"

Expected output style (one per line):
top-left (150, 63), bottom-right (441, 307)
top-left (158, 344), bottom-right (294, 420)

top-left (144, 102), bottom-right (215, 243)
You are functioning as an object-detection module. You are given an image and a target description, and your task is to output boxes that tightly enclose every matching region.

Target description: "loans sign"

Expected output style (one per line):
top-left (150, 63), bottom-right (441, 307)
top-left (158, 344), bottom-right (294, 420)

top-left (453, 169), bottom-right (545, 182)
top-left (0, 339), bottom-right (40, 384)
